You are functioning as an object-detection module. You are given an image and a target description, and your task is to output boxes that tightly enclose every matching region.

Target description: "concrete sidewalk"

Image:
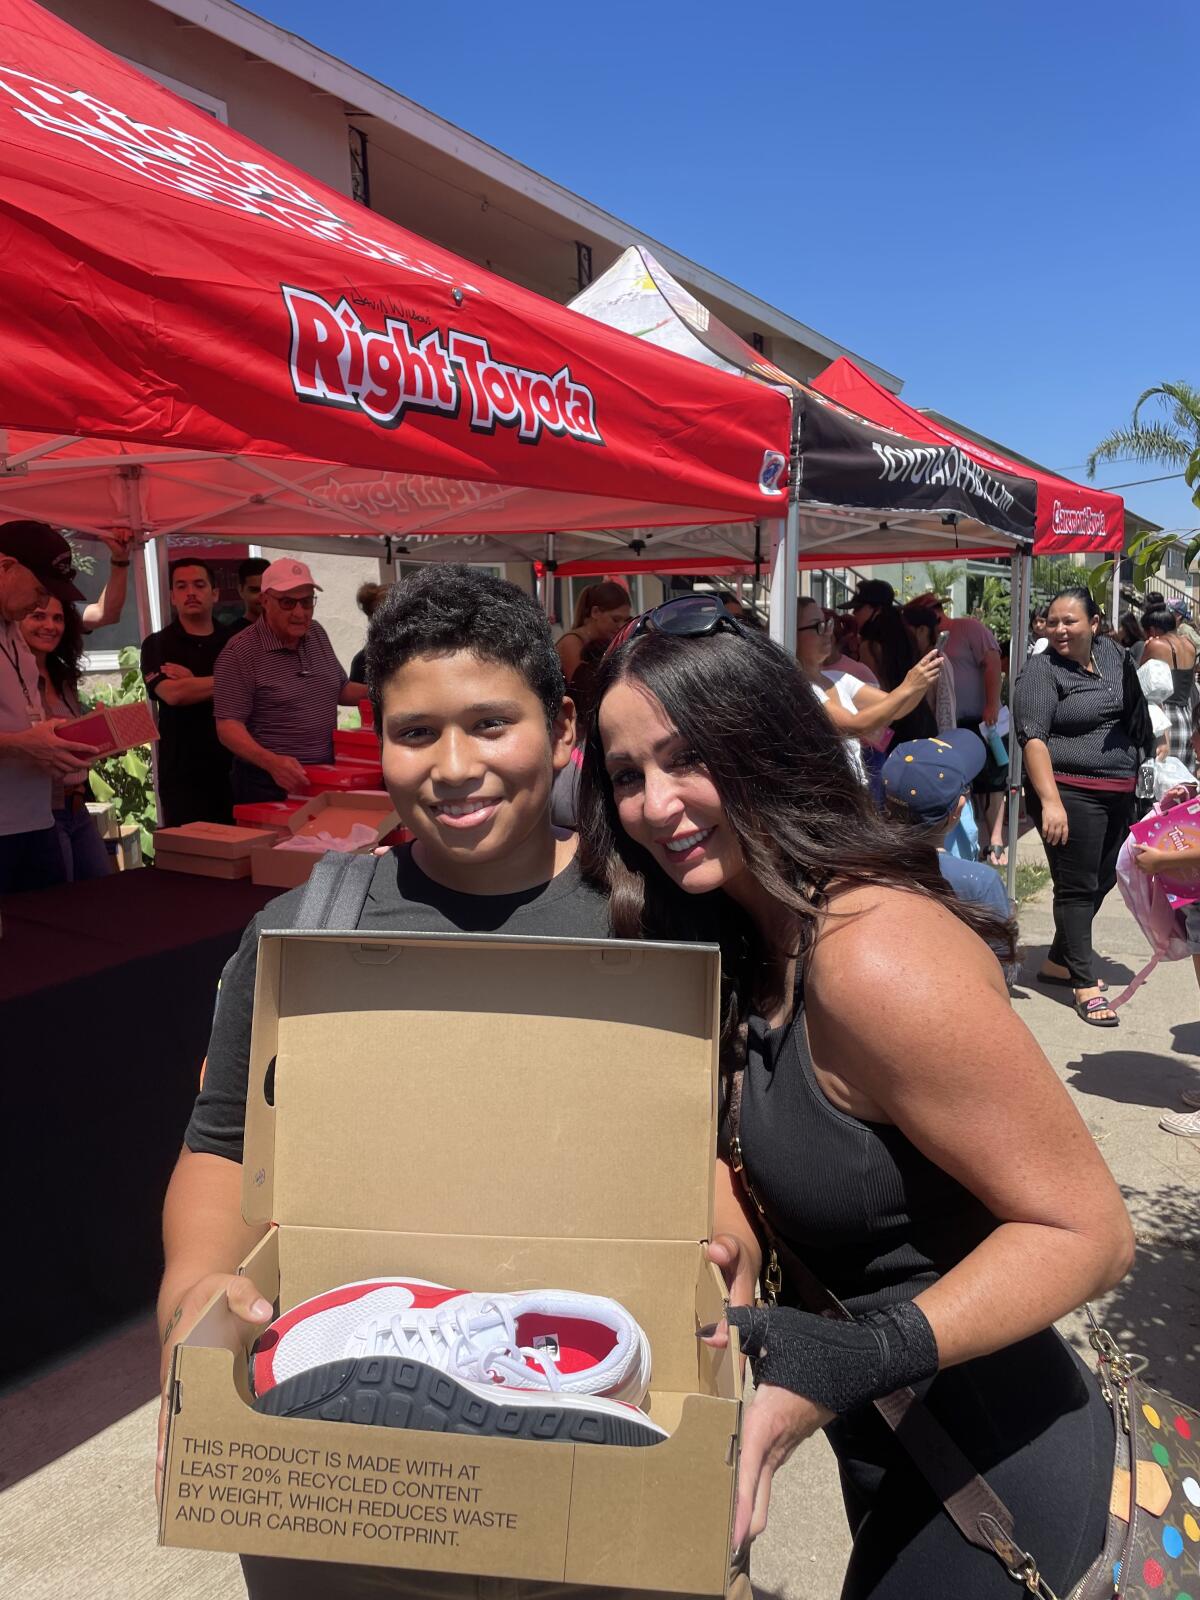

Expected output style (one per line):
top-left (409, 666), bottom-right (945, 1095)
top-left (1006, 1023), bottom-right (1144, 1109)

top-left (3, 861), bottom-right (1198, 1600)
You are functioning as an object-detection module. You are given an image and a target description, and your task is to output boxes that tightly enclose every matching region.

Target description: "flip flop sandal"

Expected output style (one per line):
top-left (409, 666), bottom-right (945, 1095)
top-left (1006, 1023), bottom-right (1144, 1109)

top-left (1074, 995), bottom-right (1118, 1027)
top-left (1038, 971), bottom-right (1107, 991)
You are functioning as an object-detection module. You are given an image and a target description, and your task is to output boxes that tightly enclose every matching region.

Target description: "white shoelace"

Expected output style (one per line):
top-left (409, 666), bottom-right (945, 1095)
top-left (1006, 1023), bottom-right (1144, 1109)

top-left (346, 1298), bottom-right (564, 1391)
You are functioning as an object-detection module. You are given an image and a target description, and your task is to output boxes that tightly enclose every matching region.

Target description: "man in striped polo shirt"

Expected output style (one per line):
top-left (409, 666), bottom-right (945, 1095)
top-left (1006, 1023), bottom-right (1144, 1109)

top-left (214, 558), bottom-right (367, 804)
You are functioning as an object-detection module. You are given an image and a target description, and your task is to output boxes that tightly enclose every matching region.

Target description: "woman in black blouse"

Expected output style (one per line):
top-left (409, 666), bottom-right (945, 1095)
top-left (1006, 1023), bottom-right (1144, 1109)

top-left (1013, 587), bottom-right (1149, 1026)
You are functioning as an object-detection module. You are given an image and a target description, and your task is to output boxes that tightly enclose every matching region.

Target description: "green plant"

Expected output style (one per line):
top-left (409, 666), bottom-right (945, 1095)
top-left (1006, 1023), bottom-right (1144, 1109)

top-left (1029, 557), bottom-right (1083, 603)
top-left (918, 561), bottom-right (965, 602)
top-left (1014, 862), bottom-right (1050, 904)
top-left (1086, 382), bottom-right (1200, 595)
top-left (970, 575), bottom-right (1012, 640)
top-left (82, 645), bottom-right (157, 860)
top-left (1087, 381), bottom-right (1200, 504)
top-left (65, 534), bottom-right (98, 579)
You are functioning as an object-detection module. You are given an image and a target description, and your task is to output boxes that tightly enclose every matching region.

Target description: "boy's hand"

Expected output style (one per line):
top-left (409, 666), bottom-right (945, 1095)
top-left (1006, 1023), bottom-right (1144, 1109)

top-left (156, 1273), bottom-right (273, 1503)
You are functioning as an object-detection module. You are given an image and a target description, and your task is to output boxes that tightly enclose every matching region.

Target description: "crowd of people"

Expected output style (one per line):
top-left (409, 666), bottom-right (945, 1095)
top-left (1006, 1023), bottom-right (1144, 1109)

top-left (0, 524), bottom-right (374, 890)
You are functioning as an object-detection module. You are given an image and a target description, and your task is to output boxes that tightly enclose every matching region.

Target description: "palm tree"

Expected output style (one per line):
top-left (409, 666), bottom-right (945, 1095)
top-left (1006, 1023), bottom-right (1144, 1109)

top-left (1086, 381), bottom-right (1200, 502)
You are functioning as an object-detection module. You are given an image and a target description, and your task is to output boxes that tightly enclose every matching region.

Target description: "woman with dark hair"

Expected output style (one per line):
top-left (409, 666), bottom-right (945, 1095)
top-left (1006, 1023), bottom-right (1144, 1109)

top-left (1140, 604), bottom-right (1198, 772)
top-left (579, 596), bottom-right (1132, 1600)
top-left (857, 598), bottom-right (935, 742)
top-left (556, 580), bottom-right (631, 723)
top-left (20, 594), bottom-right (110, 880)
top-left (900, 603), bottom-right (957, 731)
top-left (1116, 610), bottom-right (1145, 661)
top-left (795, 597), bottom-right (940, 784)
top-left (348, 580), bottom-right (391, 684)
top-left (1013, 587), bottom-right (1151, 1025)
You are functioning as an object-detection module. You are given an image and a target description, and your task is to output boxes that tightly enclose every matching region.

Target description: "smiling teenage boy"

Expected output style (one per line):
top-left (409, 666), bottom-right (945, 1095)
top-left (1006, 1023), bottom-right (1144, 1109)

top-left (155, 569), bottom-right (610, 1573)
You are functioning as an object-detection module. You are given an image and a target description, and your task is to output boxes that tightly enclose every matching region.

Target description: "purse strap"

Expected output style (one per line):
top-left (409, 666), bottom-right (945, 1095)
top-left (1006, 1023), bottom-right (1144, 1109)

top-left (726, 1067), bottom-right (1058, 1593)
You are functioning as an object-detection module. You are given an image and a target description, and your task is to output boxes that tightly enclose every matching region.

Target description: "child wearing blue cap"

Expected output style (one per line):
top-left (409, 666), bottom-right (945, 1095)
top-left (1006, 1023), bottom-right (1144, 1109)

top-left (882, 729), bottom-right (1012, 924)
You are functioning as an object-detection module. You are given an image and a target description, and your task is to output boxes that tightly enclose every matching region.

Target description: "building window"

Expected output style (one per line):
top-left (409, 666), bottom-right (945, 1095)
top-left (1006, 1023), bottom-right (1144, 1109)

top-left (349, 125), bottom-right (371, 207)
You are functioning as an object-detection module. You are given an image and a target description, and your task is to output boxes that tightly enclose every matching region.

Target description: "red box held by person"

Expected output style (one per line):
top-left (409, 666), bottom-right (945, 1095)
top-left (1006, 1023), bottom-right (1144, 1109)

top-left (301, 762), bottom-right (385, 793)
top-left (334, 727), bottom-right (379, 759)
top-left (233, 799), bottom-right (306, 830)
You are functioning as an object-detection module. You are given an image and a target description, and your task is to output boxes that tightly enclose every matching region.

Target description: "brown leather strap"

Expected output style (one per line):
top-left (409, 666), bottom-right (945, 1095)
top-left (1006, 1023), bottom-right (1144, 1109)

top-left (726, 1067), bottom-right (1025, 1572)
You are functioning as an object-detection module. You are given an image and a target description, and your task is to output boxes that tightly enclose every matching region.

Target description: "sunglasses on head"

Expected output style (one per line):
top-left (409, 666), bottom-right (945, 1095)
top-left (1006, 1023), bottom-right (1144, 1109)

top-left (606, 593), bottom-right (746, 658)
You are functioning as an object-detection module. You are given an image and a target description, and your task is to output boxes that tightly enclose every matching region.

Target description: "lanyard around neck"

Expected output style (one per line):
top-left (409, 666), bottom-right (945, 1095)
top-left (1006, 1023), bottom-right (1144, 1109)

top-left (0, 631), bottom-right (34, 710)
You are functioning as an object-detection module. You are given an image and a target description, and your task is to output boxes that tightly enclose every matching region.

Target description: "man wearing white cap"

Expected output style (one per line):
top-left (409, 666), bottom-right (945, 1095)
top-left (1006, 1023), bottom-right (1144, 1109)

top-left (213, 559), bottom-right (367, 804)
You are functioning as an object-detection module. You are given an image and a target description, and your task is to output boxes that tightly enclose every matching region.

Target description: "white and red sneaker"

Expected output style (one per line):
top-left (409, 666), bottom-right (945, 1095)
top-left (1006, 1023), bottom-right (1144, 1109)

top-left (250, 1278), bottom-right (652, 1406)
top-left (252, 1355), bottom-right (667, 1447)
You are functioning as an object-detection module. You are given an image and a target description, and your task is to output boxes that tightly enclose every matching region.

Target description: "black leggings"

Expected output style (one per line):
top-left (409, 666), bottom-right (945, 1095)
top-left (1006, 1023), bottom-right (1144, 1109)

top-left (1025, 784), bottom-right (1134, 986)
top-left (829, 1330), bottom-right (1113, 1599)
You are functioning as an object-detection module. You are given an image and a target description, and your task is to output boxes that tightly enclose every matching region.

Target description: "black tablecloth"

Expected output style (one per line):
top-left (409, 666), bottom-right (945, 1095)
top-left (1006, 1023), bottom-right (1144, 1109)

top-left (1, 868), bottom-right (280, 1378)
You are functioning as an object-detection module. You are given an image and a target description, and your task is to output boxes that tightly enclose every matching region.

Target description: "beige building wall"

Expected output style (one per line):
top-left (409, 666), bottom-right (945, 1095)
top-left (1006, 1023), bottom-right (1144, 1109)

top-left (49, 0), bottom-right (353, 194)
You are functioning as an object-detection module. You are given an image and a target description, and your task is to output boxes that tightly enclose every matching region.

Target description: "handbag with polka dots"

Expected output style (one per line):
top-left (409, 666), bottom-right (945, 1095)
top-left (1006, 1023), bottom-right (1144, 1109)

top-left (1073, 1314), bottom-right (1200, 1599)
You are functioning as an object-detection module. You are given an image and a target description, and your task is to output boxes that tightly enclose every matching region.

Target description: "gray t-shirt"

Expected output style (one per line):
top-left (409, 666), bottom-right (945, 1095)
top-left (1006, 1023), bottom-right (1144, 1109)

top-left (186, 846), bottom-right (609, 1161)
top-left (0, 618), bottom-right (51, 836)
top-left (941, 616), bottom-right (1000, 722)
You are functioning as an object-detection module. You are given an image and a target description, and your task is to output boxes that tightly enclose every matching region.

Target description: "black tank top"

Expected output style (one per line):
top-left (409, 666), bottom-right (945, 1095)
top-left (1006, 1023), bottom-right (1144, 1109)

top-left (739, 980), bottom-right (997, 1315)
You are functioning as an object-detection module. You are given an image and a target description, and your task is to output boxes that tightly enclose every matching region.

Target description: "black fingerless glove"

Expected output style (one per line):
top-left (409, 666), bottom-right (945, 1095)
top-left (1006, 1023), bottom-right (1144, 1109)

top-left (725, 1300), bottom-right (939, 1413)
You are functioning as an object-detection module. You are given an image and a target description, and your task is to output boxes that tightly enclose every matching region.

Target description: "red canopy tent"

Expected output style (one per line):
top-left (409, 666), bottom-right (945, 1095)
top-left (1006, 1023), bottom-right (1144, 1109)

top-left (812, 358), bottom-right (1125, 558)
top-left (0, 0), bottom-right (793, 564)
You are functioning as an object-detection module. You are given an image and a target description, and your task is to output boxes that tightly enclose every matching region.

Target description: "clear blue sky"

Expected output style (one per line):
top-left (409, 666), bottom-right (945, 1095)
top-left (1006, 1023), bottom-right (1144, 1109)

top-left (256, 0), bottom-right (1197, 531)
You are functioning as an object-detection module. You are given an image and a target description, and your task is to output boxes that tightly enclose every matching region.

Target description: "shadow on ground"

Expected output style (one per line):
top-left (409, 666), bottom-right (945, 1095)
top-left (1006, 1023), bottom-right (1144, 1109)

top-left (1064, 1049), bottom-right (1198, 1110)
top-left (1170, 1020), bottom-right (1200, 1057)
top-left (1061, 1185), bottom-right (1200, 1405)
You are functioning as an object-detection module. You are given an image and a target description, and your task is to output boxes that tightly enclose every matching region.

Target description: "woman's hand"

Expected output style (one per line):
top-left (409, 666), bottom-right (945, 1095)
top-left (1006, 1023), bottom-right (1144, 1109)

top-left (732, 1383), bottom-right (835, 1550)
top-left (904, 650), bottom-right (943, 696)
top-left (707, 1233), bottom-right (760, 1308)
top-left (1039, 800), bottom-right (1069, 847)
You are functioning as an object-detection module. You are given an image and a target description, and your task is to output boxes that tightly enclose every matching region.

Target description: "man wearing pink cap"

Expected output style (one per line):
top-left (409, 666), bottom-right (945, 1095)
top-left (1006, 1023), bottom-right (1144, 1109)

top-left (213, 559), bottom-right (367, 804)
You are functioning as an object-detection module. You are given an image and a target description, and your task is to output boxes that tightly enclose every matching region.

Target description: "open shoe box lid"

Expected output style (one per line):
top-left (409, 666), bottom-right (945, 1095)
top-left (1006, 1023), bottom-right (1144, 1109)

top-left (283, 790), bottom-right (398, 843)
top-left (242, 932), bottom-right (721, 1243)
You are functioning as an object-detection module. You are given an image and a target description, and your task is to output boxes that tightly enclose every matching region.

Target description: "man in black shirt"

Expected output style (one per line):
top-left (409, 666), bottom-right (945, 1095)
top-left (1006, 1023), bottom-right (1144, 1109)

top-left (140, 558), bottom-right (233, 826)
top-left (226, 556), bottom-right (269, 636)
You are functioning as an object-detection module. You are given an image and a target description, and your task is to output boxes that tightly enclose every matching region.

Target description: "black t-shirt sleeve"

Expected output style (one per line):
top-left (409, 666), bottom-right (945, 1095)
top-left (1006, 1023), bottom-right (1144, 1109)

top-left (184, 887), bottom-right (303, 1162)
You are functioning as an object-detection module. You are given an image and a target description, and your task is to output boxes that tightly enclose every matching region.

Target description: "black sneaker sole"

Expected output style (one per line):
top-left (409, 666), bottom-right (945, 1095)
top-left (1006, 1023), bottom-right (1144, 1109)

top-left (252, 1357), bottom-right (666, 1446)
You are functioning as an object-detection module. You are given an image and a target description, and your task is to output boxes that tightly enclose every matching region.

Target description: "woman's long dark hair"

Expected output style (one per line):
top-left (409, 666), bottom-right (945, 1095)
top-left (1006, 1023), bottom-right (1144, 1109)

top-left (578, 626), bottom-right (1017, 1049)
top-left (39, 599), bottom-right (86, 700)
top-left (859, 602), bottom-right (918, 692)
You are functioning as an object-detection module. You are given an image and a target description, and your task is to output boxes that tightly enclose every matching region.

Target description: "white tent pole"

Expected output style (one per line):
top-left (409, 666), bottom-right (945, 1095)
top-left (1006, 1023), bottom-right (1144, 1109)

top-left (768, 404), bottom-right (801, 653)
top-left (1005, 550), bottom-right (1031, 904)
top-left (1110, 546), bottom-right (1121, 627)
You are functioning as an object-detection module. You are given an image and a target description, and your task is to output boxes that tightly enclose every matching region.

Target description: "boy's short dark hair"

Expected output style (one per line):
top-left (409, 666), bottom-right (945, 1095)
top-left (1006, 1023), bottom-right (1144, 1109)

top-left (238, 557), bottom-right (270, 584)
top-left (366, 565), bottom-right (566, 728)
top-left (169, 557), bottom-right (215, 586)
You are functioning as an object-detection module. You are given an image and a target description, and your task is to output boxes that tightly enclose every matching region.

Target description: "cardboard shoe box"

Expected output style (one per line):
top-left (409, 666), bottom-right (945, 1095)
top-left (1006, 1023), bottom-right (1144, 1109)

top-left (160, 933), bottom-right (740, 1592)
top-left (155, 822), bottom-right (285, 879)
top-left (250, 794), bottom-right (400, 890)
